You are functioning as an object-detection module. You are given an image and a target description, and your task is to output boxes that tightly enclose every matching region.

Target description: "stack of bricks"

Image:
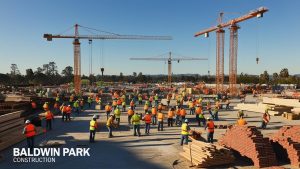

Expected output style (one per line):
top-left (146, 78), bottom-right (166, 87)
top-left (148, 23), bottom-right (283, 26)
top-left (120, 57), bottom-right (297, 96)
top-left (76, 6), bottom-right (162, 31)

top-left (271, 125), bottom-right (300, 168)
top-left (218, 125), bottom-right (277, 168)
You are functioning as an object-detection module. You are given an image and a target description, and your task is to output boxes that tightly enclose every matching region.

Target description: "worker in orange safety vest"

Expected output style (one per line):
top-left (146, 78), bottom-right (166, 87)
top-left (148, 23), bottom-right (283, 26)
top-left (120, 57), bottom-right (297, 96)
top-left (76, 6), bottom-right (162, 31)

top-left (66, 105), bottom-right (72, 121)
top-left (151, 106), bottom-right (157, 125)
top-left (167, 108), bottom-right (175, 127)
top-left (143, 112), bottom-right (152, 134)
top-left (22, 120), bottom-right (36, 152)
top-left (157, 111), bottom-right (164, 131)
top-left (205, 117), bottom-right (215, 143)
top-left (45, 110), bottom-right (54, 130)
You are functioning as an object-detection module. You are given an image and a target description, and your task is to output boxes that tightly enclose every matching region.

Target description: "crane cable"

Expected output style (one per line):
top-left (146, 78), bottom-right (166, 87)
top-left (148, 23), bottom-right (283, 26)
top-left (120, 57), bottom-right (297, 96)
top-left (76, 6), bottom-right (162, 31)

top-left (256, 19), bottom-right (261, 64)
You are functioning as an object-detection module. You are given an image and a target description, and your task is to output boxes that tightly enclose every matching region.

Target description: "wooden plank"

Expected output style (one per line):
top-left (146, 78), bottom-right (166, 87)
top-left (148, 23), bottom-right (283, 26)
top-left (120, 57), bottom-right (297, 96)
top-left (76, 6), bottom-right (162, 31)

top-left (0, 110), bottom-right (23, 123)
top-left (0, 125), bottom-right (24, 138)
top-left (0, 118), bottom-right (24, 133)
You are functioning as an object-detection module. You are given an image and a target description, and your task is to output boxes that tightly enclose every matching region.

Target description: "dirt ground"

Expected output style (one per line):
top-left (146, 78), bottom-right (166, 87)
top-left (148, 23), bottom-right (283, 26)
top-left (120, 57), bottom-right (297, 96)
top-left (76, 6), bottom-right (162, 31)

top-left (0, 95), bottom-right (299, 169)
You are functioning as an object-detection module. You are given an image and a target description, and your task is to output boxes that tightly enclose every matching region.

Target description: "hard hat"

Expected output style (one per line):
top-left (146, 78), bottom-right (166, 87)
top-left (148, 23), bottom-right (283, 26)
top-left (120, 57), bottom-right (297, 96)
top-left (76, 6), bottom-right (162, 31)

top-left (146, 112), bottom-right (149, 115)
top-left (68, 105), bottom-right (71, 107)
top-left (25, 120), bottom-right (30, 124)
top-left (207, 117), bottom-right (212, 120)
top-left (184, 119), bottom-right (189, 123)
top-left (152, 105), bottom-right (155, 107)
top-left (93, 115), bottom-right (98, 119)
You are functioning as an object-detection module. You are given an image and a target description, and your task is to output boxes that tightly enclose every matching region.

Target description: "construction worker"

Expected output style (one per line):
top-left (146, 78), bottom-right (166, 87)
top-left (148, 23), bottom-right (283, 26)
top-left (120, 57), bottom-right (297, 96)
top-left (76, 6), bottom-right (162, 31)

top-left (106, 114), bottom-right (116, 138)
top-left (198, 97), bottom-right (203, 106)
top-left (189, 100), bottom-right (195, 115)
top-left (175, 106), bottom-right (181, 126)
top-left (80, 99), bottom-right (84, 110)
top-left (167, 108), bottom-right (175, 127)
top-left (167, 93), bottom-right (171, 107)
top-left (154, 94), bottom-right (159, 106)
top-left (55, 96), bottom-right (60, 103)
top-left (131, 112), bottom-right (141, 136)
top-left (237, 116), bottom-right (247, 126)
top-left (89, 115), bottom-right (98, 143)
top-left (130, 99), bottom-right (135, 110)
top-left (114, 106), bottom-right (121, 126)
top-left (122, 101), bottom-right (126, 112)
top-left (112, 99), bottom-right (117, 110)
top-left (45, 110), bottom-right (54, 130)
top-left (69, 94), bottom-right (74, 105)
top-left (149, 96), bottom-right (153, 106)
top-left (225, 99), bottom-right (230, 110)
top-left (66, 105), bottom-right (72, 121)
top-left (87, 96), bottom-right (93, 108)
top-left (180, 107), bottom-right (186, 124)
top-left (158, 103), bottom-right (163, 112)
top-left (73, 100), bottom-right (80, 114)
top-left (237, 110), bottom-right (245, 118)
top-left (53, 101), bottom-right (60, 114)
top-left (196, 105), bottom-right (206, 127)
top-left (105, 103), bottom-right (112, 120)
top-left (22, 120), bottom-right (36, 152)
top-left (180, 119), bottom-right (190, 146)
top-left (31, 100), bottom-right (37, 113)
top-left (138, 94), bottom-right (143, 105)
top-left (60, 103), bottom-right (67, 121)
top-left (205, 117), bottom-right (215, 143)
top-left (127, 107), bottom-right (134, 125)
top-left (151, 105), bottom-right (157, 125)
top-left (144, 103), bottom-right (149, 113)
top-left (117, 98), bottom-right (122, 106)
top-left (261, 110), bottom-right (270, 129)
top-left (143, 112), bottom-right (152, 134)
top-left (157, 111), bottom-right (164, 131)
top-left (213, 106), bottom-right (219, 121)
top-left (207, 101), bottom-right (213, 118)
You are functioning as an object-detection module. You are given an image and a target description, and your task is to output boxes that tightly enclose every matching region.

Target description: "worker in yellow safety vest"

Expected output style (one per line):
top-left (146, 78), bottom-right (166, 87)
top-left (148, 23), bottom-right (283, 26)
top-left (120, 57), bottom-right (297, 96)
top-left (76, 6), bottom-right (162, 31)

top-left (114, 106), bottom-right (121, 126)
top-left (180, 119), bottom-right (190, 146)
top-left (131, 112), bottom-right (141, 136)
top-left (157, 111), bottom-right (164, 131)
top-left (89, 115), bottom-right (98, 143)
top-left (106, 114), bottom-right (116, 138)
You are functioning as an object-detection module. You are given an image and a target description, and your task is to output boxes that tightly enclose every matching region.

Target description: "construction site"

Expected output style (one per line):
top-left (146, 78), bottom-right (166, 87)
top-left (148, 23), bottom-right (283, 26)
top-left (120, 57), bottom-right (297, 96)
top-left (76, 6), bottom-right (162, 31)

top-left (1, 1), bottom-right (300, 169)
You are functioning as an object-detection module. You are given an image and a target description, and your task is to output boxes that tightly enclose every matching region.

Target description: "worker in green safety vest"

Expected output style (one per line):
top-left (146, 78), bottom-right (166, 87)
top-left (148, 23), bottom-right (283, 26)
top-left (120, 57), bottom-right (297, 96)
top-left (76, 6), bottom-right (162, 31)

top-left (89, 115), bottom-right (98, 143)
top-left (114, 106), bottom-right (121, 126)
top-left (131, 112), bottom-right (141, 137)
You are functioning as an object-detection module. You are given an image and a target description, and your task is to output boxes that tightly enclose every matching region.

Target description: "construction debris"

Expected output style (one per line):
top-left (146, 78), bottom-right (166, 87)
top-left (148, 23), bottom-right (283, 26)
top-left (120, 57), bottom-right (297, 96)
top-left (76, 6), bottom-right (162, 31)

top-left (271, 125), bottom-right (300, 168)
top-left (180, 137), bottom-right (235, 168)
top-left (218, 125), bottom-right (277, 168)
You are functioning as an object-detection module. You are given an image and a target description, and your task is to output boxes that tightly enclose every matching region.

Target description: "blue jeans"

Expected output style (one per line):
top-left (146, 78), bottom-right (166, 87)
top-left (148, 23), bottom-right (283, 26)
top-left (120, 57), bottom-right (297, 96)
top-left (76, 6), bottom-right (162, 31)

top-left (180, 135), bottom-right (188, 145)
top-left (158, 121), bottom-right (163, 131)
top-left (133, 124), bottom-right (141, 136)
top-left (145, 123), bottom-right (150, 134)
top-left (207, 132), bottom-right (214, 143)
top-left (107, 126), bottom-right (113, 137)
top-left (213, 111), bottom-right (219, 121)
top-left (26, 136), bottom-right (34, 152)
top-left (152, 115), bottom-right (157, 125)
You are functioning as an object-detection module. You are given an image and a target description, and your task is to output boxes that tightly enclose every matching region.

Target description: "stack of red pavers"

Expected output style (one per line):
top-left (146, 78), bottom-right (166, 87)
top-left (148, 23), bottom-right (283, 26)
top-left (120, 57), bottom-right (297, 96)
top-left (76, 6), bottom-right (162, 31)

top-left (218, 125), bottom-right (277, 168)
top-left (271, 125), bottom-right (300, 168)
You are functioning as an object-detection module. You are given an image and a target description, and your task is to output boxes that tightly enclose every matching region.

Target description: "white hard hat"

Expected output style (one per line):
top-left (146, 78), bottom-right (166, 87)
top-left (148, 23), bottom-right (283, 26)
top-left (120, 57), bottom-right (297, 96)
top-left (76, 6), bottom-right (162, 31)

top-left (93, 115), bottom-right (98, 119)
top-left (184, 119), bottom-right (189, 123)
top-left (25, 120), bottom-right (30, 124)
top-left (207, 117), bottom-right (212, 120)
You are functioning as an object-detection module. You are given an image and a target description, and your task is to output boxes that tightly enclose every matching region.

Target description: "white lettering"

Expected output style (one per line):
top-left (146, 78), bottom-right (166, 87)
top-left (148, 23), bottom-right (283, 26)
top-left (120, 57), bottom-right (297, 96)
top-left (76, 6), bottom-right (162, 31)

top-left (83, 148), bottom-right (90, 156)
top-left (13, 148), bottom-right (20, 156)
top-left (63, 148), bottom-right (69, 156)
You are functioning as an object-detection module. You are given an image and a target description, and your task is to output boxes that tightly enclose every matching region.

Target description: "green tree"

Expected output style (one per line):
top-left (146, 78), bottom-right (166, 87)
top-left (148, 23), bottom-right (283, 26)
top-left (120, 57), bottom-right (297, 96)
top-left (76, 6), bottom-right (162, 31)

top-left (279, 68), bottom-right (289, 78)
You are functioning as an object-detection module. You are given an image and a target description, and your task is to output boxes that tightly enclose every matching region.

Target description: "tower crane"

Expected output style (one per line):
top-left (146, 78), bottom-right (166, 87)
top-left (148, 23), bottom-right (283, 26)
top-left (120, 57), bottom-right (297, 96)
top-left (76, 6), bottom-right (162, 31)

top-left (130, 52), bottom-right (208, 85)
top-left (44, 24), bottom-right (172, 93)
top-left (194, 7), bottom-right (268, 95)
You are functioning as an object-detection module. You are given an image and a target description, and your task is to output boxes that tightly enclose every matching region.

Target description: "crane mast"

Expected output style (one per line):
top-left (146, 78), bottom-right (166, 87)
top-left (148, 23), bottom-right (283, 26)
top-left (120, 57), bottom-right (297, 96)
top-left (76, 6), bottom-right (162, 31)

top-left (194, 7), bottom-right (268, 96)
top-left (44, 24), bottom-right (172, 93)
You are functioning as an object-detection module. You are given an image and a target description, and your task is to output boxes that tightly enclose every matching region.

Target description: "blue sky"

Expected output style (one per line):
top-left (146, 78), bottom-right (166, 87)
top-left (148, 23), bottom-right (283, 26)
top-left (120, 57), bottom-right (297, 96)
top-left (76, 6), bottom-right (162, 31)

top-left (0, 0), bottom-right (299, 76)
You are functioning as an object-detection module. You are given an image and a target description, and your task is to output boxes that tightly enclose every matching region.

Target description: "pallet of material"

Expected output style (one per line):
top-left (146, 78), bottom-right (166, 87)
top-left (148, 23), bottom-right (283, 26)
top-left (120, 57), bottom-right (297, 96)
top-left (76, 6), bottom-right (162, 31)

top-left (180, 137), bottom-right (234, 168)
top-left (282, 112), bottom-right (300, 120)
top-left (0, 126), bottom-right (43, 152)
top-left (263, 97), bottom-right (300, 108)
top-left (0, 110), bottom-right (23, 124)
top-left (0, 118), bottom-right (24, 134)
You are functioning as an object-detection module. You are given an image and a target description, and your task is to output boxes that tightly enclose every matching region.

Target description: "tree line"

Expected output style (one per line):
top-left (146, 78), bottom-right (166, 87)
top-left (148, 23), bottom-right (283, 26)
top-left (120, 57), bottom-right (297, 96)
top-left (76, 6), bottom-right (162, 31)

top-left (0, 63), bottom-right (299, 86)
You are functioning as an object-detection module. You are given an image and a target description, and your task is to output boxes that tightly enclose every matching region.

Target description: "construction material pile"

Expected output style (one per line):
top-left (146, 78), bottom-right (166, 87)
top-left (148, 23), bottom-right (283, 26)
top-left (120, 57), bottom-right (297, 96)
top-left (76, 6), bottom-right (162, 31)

top-left (271, 125), bottom-right (300, 168)
top-left (219, 125), bottom-right (277, 168)
top-left (0, 110), bottom-right (42, 151)
top-left (180, 138), bottom-right (235, 168)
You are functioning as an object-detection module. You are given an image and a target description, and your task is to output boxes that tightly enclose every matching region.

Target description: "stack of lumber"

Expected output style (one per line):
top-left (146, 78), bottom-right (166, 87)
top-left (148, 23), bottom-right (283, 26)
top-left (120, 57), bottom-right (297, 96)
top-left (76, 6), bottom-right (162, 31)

top-left (263, 97), bottom-right (300, 108)
top-left (0, 102), bottom-right (30, 116)
top-left (218, 125), bottom-right (277, 168)
top-left (180, 138), bottom-right (235, 168)
top-left (0, 110), bottom-right (42, 151)
top-left (271, 125), bottom-right (300, 168)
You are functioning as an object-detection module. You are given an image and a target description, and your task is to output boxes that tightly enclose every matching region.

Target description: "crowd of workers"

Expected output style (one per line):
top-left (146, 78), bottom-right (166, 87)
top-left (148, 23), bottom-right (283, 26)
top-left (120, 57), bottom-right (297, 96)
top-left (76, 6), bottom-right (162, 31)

top-left (23, 91), bottom-right (271, 151)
